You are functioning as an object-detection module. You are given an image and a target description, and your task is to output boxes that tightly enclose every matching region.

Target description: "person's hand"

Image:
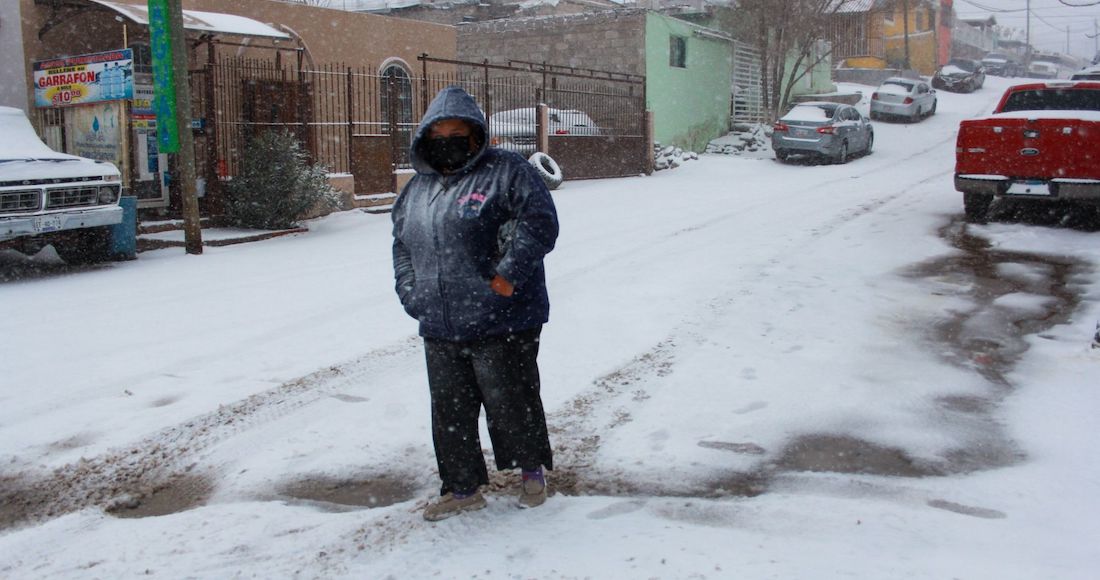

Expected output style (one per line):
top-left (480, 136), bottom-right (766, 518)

top-left (490, 274), bottom-right (514, 297)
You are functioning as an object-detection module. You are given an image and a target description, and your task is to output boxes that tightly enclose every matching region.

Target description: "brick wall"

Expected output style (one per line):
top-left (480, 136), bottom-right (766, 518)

top-left (457, 10), bottom-right (647, 76)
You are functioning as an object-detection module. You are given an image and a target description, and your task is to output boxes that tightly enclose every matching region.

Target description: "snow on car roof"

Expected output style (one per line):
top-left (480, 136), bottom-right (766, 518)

top-left (940, 65), bottom-right (967, 75)
top-left (0, 106), bottom-right (78, 161)
top-left (878, 81), bottom-right (913, 94)
top-left (782, 103), bottom-right (835, 121)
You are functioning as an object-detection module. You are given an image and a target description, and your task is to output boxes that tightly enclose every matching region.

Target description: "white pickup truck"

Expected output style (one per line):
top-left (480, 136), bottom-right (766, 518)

top-left (0, 106), bottom-right (123, 263)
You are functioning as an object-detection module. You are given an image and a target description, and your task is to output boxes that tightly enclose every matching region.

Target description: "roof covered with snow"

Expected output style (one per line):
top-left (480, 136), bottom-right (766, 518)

top-left (87, 0), bottom-right (290, 39)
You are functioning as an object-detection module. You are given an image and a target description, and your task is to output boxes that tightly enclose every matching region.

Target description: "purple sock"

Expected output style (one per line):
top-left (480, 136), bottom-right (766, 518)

top-left (521, 467), bottom-right (545, 485)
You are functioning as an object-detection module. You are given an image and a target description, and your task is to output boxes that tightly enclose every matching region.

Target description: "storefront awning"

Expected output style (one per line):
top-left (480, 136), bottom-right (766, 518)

top-left (87, 0), bottom-right (291, 40)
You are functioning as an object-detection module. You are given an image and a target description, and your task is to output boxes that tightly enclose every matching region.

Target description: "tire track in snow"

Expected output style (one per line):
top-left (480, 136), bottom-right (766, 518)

top-left (0, 336), bottom-right (422, 530)
top-left (540, 95), bottom-right (1003, 497)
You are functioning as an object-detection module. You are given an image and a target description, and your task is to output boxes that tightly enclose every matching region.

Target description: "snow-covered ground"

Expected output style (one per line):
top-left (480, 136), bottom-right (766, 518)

top-left (2, 76), bottom-right (1098, 578)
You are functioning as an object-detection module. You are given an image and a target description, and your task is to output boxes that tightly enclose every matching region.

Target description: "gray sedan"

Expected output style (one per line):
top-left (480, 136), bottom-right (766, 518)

top-left (772, 102), bottom-right (873, 164)
top-left (870, 77), bottom-right (937, 122)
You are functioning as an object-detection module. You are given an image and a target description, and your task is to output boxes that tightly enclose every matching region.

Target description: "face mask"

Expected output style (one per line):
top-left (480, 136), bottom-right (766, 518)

top-left (424, 136), bottom-right (473, 173)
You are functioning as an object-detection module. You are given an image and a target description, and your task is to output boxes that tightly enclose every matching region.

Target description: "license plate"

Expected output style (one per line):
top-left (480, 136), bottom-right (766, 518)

top-left (1006, 181), bottom-right (1051, 196)
top-left (33, 214), bottom-right (64, 232)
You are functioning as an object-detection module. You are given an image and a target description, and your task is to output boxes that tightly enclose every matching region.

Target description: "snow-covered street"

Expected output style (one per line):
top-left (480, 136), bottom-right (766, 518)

top-left (2, 76), bottom-right (1099, 578)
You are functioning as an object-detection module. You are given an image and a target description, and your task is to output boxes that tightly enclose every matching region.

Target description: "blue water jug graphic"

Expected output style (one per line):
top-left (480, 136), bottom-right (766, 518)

top-left (102, 65), bottom-right (115, 99)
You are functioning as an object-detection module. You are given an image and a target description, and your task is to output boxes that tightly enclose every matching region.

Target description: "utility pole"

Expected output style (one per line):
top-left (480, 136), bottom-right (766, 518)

top-left (166, 0), bottom-right (202, 254)
top-left (1025, 0), bottom-right (1032, 68)
top-left (902, 0), bottom-right (911, 70)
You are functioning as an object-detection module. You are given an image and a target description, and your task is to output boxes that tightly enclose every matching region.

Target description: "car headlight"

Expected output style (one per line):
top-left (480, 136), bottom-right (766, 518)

top-left (98, 186), bottom-right (119, 204)
top-left (104, 174), bottom-right (121, 182)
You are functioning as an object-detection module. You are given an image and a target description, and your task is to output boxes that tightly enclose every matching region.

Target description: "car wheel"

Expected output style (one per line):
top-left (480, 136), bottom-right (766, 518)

top-left (775, 149), bottom-right (790, 162)
top-left (864, 133), bottom-right (874, 156)
top-left (54, 226), bottom-right (112, 265)
top-left (869, 111), bottom-right (879, 121)
top-left (833, 141), bottom-right (849, 165)
top-left (963, 193), bottom-right (993, 224)
top-left (911, 108), bottom-right (921, 123)
top-left (928, 101), bottom-right (937, 116)
top-left (528, 152), bottom-right (563, 190)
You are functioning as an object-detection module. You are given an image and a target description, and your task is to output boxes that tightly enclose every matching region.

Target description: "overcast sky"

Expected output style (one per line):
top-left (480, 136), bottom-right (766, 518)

top-left (953, 0), bottom-right (1100, 60)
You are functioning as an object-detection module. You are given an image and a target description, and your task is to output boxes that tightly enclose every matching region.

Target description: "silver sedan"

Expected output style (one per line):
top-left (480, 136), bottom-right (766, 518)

top-left (870, 77), bottom-right (937, 122)
top-left (771, 102), bottom-right (873, 164)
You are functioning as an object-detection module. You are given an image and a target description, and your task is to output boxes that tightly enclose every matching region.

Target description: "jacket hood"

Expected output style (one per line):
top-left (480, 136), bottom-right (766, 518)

top-left (410, 86), bottom-right (489, 175)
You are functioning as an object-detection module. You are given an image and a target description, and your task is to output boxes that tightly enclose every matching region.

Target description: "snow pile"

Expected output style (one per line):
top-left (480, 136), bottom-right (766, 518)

top-left (705, 125), bottom-right (772, 157)
top-left (652, 144), bottom-right (698, 170)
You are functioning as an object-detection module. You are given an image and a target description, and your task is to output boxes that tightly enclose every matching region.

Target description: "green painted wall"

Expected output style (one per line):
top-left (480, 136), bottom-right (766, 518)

top-left (783, 45), bottom-right (835, 98)
top-left (645, 13), bottom-right (732, 151)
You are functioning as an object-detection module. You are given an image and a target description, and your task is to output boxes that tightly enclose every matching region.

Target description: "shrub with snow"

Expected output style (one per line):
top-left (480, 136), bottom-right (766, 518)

top-left (224, 130), bottom-right (339, 230)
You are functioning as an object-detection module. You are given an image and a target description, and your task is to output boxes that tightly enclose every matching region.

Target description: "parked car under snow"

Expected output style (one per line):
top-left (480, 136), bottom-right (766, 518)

top-left (488, 107), bottom-right (602, 155)
top-left (0, 106), bottom-right (124, 263)
top-left (870, 77), bottom-right (937, 122)
top-left (771, 102), bottom-right (873, 164)
top-left (932, 59), bottom-right (986, 93)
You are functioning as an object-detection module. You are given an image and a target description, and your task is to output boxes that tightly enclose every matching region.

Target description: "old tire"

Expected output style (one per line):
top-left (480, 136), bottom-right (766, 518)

top-left (529, 152), bottom-right (563, 190)
top-left (963, 193), bottom-right (993, 224)
top-left (775, 149), bottom-right (791, 162)
top-left (54, 226), bottom-right (112, 265)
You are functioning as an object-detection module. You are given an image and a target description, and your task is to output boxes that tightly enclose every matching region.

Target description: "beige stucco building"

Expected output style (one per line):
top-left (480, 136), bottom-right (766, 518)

top-left (9, 0), bottom-right (456, 212)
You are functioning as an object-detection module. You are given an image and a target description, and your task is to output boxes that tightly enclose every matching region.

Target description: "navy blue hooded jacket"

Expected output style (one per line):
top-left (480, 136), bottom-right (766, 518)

top-left (391, 86), bottom-right (559, 341)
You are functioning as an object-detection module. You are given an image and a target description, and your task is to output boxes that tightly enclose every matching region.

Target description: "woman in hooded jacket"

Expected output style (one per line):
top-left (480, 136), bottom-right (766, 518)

top-left (391, 86), bottom-right (559, 521)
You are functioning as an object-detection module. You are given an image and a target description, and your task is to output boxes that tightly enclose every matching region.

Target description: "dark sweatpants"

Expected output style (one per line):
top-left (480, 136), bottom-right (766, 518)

top-left (424, 326), bottom-right (553, 495)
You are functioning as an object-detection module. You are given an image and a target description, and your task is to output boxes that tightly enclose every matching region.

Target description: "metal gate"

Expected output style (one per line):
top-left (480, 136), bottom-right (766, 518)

top-left (732, 41), bottom-right (766, 125)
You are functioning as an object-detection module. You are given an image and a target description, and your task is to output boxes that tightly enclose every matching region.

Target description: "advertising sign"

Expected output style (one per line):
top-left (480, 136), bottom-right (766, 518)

top-left (65, 101), bottom-right (124, 170)
top-left (33, 49), bottom-right (133, 108)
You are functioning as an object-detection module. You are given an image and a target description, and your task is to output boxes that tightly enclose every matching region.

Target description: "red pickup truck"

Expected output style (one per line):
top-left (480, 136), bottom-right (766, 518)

top-left (955, 81), bottom-right (1100, 222)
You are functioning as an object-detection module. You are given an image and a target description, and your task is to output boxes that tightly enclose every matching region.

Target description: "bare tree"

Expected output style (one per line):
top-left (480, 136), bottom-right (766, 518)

top-left (721, 0), bottom-right (845, 121)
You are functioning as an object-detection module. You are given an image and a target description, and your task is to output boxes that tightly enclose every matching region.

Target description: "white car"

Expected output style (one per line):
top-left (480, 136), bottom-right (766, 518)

top-left (0, 106), bottom-right (123, 262)
top-left (1071, 65), bottom-right (1100, 81)
top-left (869, 77), bottom-right (937, 122)
top-left (488, 108), bottom-right (601, 155)
top-left (1028, 60), bottom-right (1061, 80)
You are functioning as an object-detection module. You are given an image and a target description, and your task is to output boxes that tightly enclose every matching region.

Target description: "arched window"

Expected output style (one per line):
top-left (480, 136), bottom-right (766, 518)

top-left (380, 62), bottom-right (414, 165)
top-left (380, 63), bottom-right (413, 126)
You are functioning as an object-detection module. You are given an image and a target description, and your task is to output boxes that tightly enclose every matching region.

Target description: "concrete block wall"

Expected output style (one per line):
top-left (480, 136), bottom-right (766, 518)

top-left (457, 10), bottom-right (647, 76)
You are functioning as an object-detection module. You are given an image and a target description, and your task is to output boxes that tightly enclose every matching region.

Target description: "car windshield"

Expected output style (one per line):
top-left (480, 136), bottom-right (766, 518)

top-left (947, 59), bottom-right (977, 72)
top-left (880, 81), bottom-right (913, 93)
top-left (1000, 88), bottom-right (1100, 113)
top-left (490, 109), bottom-right (535, 124)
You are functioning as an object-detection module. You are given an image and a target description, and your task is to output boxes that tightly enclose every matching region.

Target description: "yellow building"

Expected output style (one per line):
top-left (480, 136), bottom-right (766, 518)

top-left (881, 0), bottom-right (940, 75)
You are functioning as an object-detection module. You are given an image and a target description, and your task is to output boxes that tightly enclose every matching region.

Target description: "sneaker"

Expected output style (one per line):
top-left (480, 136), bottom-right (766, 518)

top-left (518, 467), bottom-right (547, 509)
top-left (423, 490), bottom-right (487, 522)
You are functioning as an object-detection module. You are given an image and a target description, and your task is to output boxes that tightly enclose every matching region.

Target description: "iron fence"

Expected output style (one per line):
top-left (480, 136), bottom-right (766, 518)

top-left (200, 55), bottom-right (647, 188)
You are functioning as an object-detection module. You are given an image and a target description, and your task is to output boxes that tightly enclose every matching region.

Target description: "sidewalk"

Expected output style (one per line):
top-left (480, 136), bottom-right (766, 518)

top-left (137, 220), bottom-right (307, 252)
